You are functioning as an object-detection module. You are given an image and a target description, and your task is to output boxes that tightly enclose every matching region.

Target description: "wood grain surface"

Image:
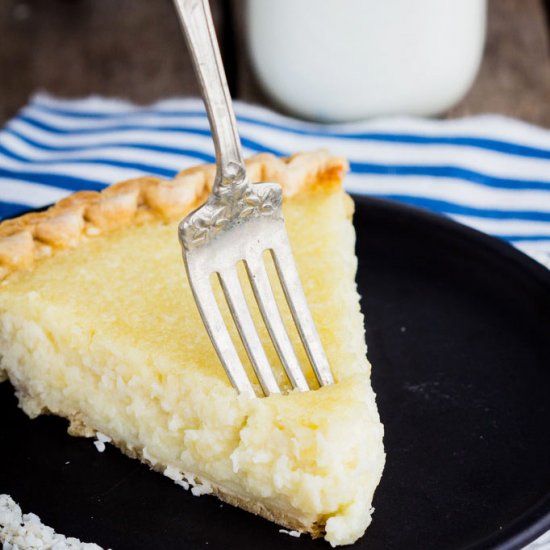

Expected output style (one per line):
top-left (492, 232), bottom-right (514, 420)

top-left (0, 0), bottom-right (549, 127)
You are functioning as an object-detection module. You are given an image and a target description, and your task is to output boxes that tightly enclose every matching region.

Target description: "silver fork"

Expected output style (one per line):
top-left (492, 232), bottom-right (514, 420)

top-left (173, 0), bottom-right (334, 397)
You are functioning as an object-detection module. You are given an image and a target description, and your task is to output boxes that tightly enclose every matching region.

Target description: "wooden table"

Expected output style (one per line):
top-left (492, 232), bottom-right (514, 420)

top-left (1, 0), bottom-right (550, 126)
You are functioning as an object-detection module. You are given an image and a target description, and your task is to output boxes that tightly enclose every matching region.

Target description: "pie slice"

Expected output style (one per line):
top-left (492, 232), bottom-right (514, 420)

top-left (0, 151), bottom-right (385, 547)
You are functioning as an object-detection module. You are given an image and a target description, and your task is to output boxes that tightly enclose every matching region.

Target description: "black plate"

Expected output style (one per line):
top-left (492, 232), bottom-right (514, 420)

top-left (1, 196), bottom-right (549, 550)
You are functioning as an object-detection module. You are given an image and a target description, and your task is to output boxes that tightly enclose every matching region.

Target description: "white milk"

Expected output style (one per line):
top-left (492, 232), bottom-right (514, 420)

top-left (245, 0), bottom-right (487, 121)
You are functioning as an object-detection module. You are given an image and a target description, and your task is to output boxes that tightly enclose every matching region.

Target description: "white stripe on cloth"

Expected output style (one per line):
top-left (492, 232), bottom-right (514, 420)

top-left (0, 178), bottom-right (69, 207)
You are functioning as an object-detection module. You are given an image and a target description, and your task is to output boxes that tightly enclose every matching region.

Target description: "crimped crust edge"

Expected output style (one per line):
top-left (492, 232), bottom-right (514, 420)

top-left (0, 150), bottom-right (348, 280)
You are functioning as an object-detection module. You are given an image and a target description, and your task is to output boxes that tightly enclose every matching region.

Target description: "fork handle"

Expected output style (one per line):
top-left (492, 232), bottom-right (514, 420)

top-left (173, 0), bottom-right (248, 195)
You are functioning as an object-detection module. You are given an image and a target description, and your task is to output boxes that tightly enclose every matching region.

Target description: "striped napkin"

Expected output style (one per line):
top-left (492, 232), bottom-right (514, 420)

top-left (1, 94), bottom-right (550, 270)
top-left (1, 94), bottom-right (549, 549)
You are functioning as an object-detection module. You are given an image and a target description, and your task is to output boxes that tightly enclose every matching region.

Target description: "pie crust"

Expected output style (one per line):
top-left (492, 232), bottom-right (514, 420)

top-left (0, 150), bottom-right (384, 546)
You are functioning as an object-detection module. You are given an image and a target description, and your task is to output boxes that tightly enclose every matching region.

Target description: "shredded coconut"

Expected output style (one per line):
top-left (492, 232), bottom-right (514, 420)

top-left (93, 432), bottom-right (112, 453)
top-left (0, 494), bottom-right (106, 549)
top-left (190, 481), bottom-right (212, 497)
top-left (279, 529), bottom-right (301, 538)
top-left (162, 466), bottom-right (211, 495)
top-left (141, 447), bottom-right (157, 466)
top-left (163, 466), bottom-right (191, 490)
top-left (93, 441), bottom-right (106, 453)
top-left (163, 465), bottom-right (181, 482)
top-left (229, 451), bottom-right (240, 473)
top-left (95, 432), bottom-right (111, 444)
top-left (174, 479), bottom-right (190, 491)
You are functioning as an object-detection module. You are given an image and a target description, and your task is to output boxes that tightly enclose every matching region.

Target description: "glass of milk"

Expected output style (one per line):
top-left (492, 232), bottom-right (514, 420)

top-left (245, 0), bottom-right (487, 122)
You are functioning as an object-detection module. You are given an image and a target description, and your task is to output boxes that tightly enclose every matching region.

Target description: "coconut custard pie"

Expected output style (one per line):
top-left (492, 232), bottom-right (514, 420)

top-left (0, 150), bottom-right (385, 547)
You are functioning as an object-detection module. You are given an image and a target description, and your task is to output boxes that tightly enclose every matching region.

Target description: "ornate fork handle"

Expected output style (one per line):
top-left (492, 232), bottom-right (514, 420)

top-left (179, 183), bottom-right (283, 250)
top-left (173, 0), bottom-right (283, 252)
top-left (173, 0), bottom-right (249, 197)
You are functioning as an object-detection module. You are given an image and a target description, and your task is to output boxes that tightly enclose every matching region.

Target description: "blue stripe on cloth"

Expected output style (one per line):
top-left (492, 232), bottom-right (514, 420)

top-left (0, 200), bottom-right (40, 219)
top-left (16, 114), bottom-right (215, 136)
top-left (0, 167), bottom-right (105, 191)
top-left (1, 131), bottom-right (216, 164)
top-left (31, 103), bottom-right (209, 120)
top-left (374, 194), bottom-right (550, 223)
top-left (29, 103), bottom-right (550, 161)
top-left (0, 148), bottom-right (178, 179)
top-left (505, 235), bottom-right (550, 242)
top-left (348, 162), bottom-right (550, 192)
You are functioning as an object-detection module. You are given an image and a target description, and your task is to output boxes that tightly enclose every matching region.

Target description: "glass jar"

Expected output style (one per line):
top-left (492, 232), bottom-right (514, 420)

top-left (245, 0), bottom-right (487, 122)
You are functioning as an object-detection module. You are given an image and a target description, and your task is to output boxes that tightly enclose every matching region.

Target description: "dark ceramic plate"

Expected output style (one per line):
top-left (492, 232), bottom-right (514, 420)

top-left (1, 196), bottom-right (550, 550)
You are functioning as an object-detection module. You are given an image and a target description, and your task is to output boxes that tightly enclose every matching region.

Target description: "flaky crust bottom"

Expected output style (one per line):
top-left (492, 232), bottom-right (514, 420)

top-left (66, 412), bottom-right (323, 538)
top-left (5, 376), bottom-right (324, 536)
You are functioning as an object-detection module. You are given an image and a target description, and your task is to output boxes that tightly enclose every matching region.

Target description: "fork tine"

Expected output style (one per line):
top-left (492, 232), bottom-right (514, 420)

top-left (246, 256), bottom-right (309, 392)
top-left (271, 241), bottom-right (335, 387)
top-left (188, 273), bottom-right (256, 398)
top-left (217, 268), bottom-right (281, 396)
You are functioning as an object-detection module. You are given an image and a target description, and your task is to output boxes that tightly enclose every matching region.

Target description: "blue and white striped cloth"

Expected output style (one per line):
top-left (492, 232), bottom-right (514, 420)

top-left (2, 94), bottom-right (550, 550)
top-left (2, 94), bottom-right (550, 268)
